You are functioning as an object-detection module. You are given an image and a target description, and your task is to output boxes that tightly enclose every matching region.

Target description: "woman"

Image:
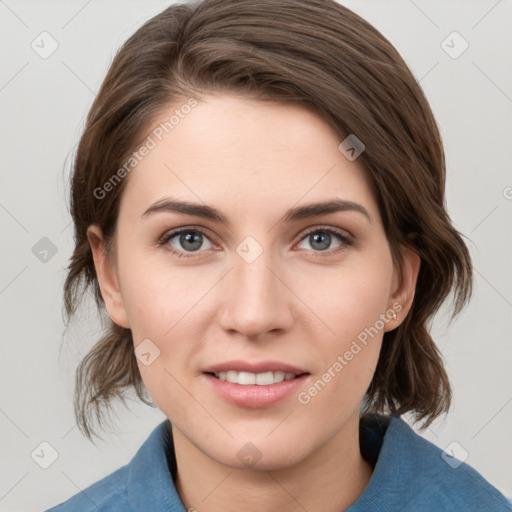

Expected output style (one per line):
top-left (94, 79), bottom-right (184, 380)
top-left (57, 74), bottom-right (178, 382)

top-left (46, 0), bottom-right (511, 510)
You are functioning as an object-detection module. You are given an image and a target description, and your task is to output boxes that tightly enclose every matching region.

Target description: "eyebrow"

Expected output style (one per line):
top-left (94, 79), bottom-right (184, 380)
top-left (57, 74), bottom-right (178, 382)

top-left (141, 197), bottom-right (372, 225)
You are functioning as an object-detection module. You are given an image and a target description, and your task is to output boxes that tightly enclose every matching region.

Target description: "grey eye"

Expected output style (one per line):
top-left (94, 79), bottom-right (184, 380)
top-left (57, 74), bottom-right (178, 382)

top-left (297, 230), bottom-right (345, 252)
top-left (167, 230), bottom-right (213, 252)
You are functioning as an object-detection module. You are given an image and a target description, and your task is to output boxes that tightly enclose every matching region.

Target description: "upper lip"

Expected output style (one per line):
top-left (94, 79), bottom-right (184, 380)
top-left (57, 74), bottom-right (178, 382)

top-left (203, 360), bottom-right (309, 375)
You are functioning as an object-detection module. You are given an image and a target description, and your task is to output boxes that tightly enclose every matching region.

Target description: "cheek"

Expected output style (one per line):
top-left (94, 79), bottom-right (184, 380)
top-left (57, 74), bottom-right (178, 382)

top-left (300, 252), bottom-right (393, 390)
top-left (300, 281), bottom-right (387, 416)
top-left (115, 240), bottom-right (199, 337)
top-left (301, 257), bottom-right (393, 341)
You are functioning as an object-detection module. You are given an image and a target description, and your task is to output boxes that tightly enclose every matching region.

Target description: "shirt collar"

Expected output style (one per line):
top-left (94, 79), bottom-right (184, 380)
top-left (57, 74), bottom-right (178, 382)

top-left (126, 418), bottom-right (186, 512)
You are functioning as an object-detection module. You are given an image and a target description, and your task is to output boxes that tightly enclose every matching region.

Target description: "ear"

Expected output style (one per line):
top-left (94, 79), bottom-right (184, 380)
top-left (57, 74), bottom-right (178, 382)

top-left (87, 225), bottom-right (130, 328)
top-left (384, 245), bottom-right (421, 332)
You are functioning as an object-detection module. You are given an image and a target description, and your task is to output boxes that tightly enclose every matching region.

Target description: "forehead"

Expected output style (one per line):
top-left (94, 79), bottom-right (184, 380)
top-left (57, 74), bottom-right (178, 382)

top-left (119, 94), bottom-right (378, 219)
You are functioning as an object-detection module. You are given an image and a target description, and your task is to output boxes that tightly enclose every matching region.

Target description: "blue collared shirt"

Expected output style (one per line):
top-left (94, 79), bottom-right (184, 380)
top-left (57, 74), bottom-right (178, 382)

top-left (45, 414), bottom-right (512, 511)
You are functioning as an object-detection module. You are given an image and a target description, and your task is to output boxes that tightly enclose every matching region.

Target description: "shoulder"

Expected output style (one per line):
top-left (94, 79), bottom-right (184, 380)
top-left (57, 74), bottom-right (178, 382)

top-left (44, 464), bottom-right (131, 511)
top-left (386, 416), bottom-right (511, 511)
top-left (44, 419), bottom-right (183, 512)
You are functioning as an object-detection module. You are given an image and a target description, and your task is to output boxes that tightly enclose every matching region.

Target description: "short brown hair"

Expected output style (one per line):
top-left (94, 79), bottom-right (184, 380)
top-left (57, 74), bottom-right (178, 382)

top-left (63, 0), bottom-right (472, 440)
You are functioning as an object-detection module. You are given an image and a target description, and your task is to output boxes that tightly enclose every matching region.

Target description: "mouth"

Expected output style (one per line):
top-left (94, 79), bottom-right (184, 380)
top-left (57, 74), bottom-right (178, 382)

top-left (206, 370), bottom-right (307, 386)
top-left (202, 361), bottom-right (311, 408)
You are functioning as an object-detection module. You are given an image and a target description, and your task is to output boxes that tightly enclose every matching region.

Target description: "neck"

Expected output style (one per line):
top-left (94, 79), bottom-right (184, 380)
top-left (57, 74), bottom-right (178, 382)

top-left (172, 413), bottom-right (373, 512)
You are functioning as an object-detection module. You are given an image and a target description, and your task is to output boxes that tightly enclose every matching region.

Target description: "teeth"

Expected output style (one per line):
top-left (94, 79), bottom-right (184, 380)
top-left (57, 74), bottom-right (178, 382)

top-left (214, 370), bottom-right (298, 385)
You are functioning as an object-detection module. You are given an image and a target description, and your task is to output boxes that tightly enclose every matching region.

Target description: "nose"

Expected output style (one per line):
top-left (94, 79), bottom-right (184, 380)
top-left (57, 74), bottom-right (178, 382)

top-left (218, 248), bottom-right (295, 341)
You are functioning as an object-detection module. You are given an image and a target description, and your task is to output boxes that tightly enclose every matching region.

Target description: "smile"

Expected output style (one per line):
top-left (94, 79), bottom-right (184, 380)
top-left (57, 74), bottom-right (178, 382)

top-left (211, 370), bottom-right (300, 385)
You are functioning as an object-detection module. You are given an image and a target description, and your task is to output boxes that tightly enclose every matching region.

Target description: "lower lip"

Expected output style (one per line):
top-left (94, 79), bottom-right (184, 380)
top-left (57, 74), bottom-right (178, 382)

top-left (203, 373), bottom-right (310, 408)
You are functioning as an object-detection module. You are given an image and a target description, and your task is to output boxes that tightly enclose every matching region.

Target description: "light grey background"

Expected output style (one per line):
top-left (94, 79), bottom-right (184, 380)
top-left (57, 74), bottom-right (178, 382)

top-left (1, 0), bottom-right (511, 510)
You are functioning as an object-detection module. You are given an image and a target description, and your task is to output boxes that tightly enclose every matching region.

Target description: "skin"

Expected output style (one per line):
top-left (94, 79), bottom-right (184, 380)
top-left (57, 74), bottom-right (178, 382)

top-left (88, 94), bottom-right (420, 512)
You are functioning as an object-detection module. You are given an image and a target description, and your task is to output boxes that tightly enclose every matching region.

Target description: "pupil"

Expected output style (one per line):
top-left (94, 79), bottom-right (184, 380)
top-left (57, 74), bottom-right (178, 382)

top-left (181, 231), bottom-right (202, 251)
top-left (311, 232), bottom-right (330, 251)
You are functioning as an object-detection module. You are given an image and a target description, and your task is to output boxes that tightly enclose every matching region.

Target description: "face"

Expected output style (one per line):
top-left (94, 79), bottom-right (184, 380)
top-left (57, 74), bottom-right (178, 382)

top-left (90, 94), bottom-right (418, 471)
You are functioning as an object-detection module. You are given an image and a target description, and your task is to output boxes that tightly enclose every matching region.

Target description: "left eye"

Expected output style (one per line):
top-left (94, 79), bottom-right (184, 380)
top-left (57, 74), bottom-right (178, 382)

top-left (296, 228), bottom-right (351, 252)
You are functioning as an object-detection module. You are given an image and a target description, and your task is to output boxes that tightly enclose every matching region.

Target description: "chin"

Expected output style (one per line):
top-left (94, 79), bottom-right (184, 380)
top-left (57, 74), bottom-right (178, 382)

top-left (218, 448), bottom-right (308, 472)
top-left (203, 430), bottom-right (314, 472)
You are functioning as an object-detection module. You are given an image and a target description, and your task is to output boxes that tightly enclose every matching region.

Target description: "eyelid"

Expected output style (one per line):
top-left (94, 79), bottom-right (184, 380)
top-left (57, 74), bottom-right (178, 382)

top-left (158, 225), bottom-right (215, 248)
top-left (297, 224), bottom-right (353, 243)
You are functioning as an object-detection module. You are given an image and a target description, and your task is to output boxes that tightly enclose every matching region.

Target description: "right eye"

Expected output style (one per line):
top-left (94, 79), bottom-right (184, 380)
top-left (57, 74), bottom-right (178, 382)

top-left (159, 227), bottom-right (215, 258)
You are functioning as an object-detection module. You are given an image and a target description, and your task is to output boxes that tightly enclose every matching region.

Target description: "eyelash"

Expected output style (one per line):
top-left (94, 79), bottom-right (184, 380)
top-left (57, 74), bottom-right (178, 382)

top-left (157, 225), bottom-right (353, 259)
